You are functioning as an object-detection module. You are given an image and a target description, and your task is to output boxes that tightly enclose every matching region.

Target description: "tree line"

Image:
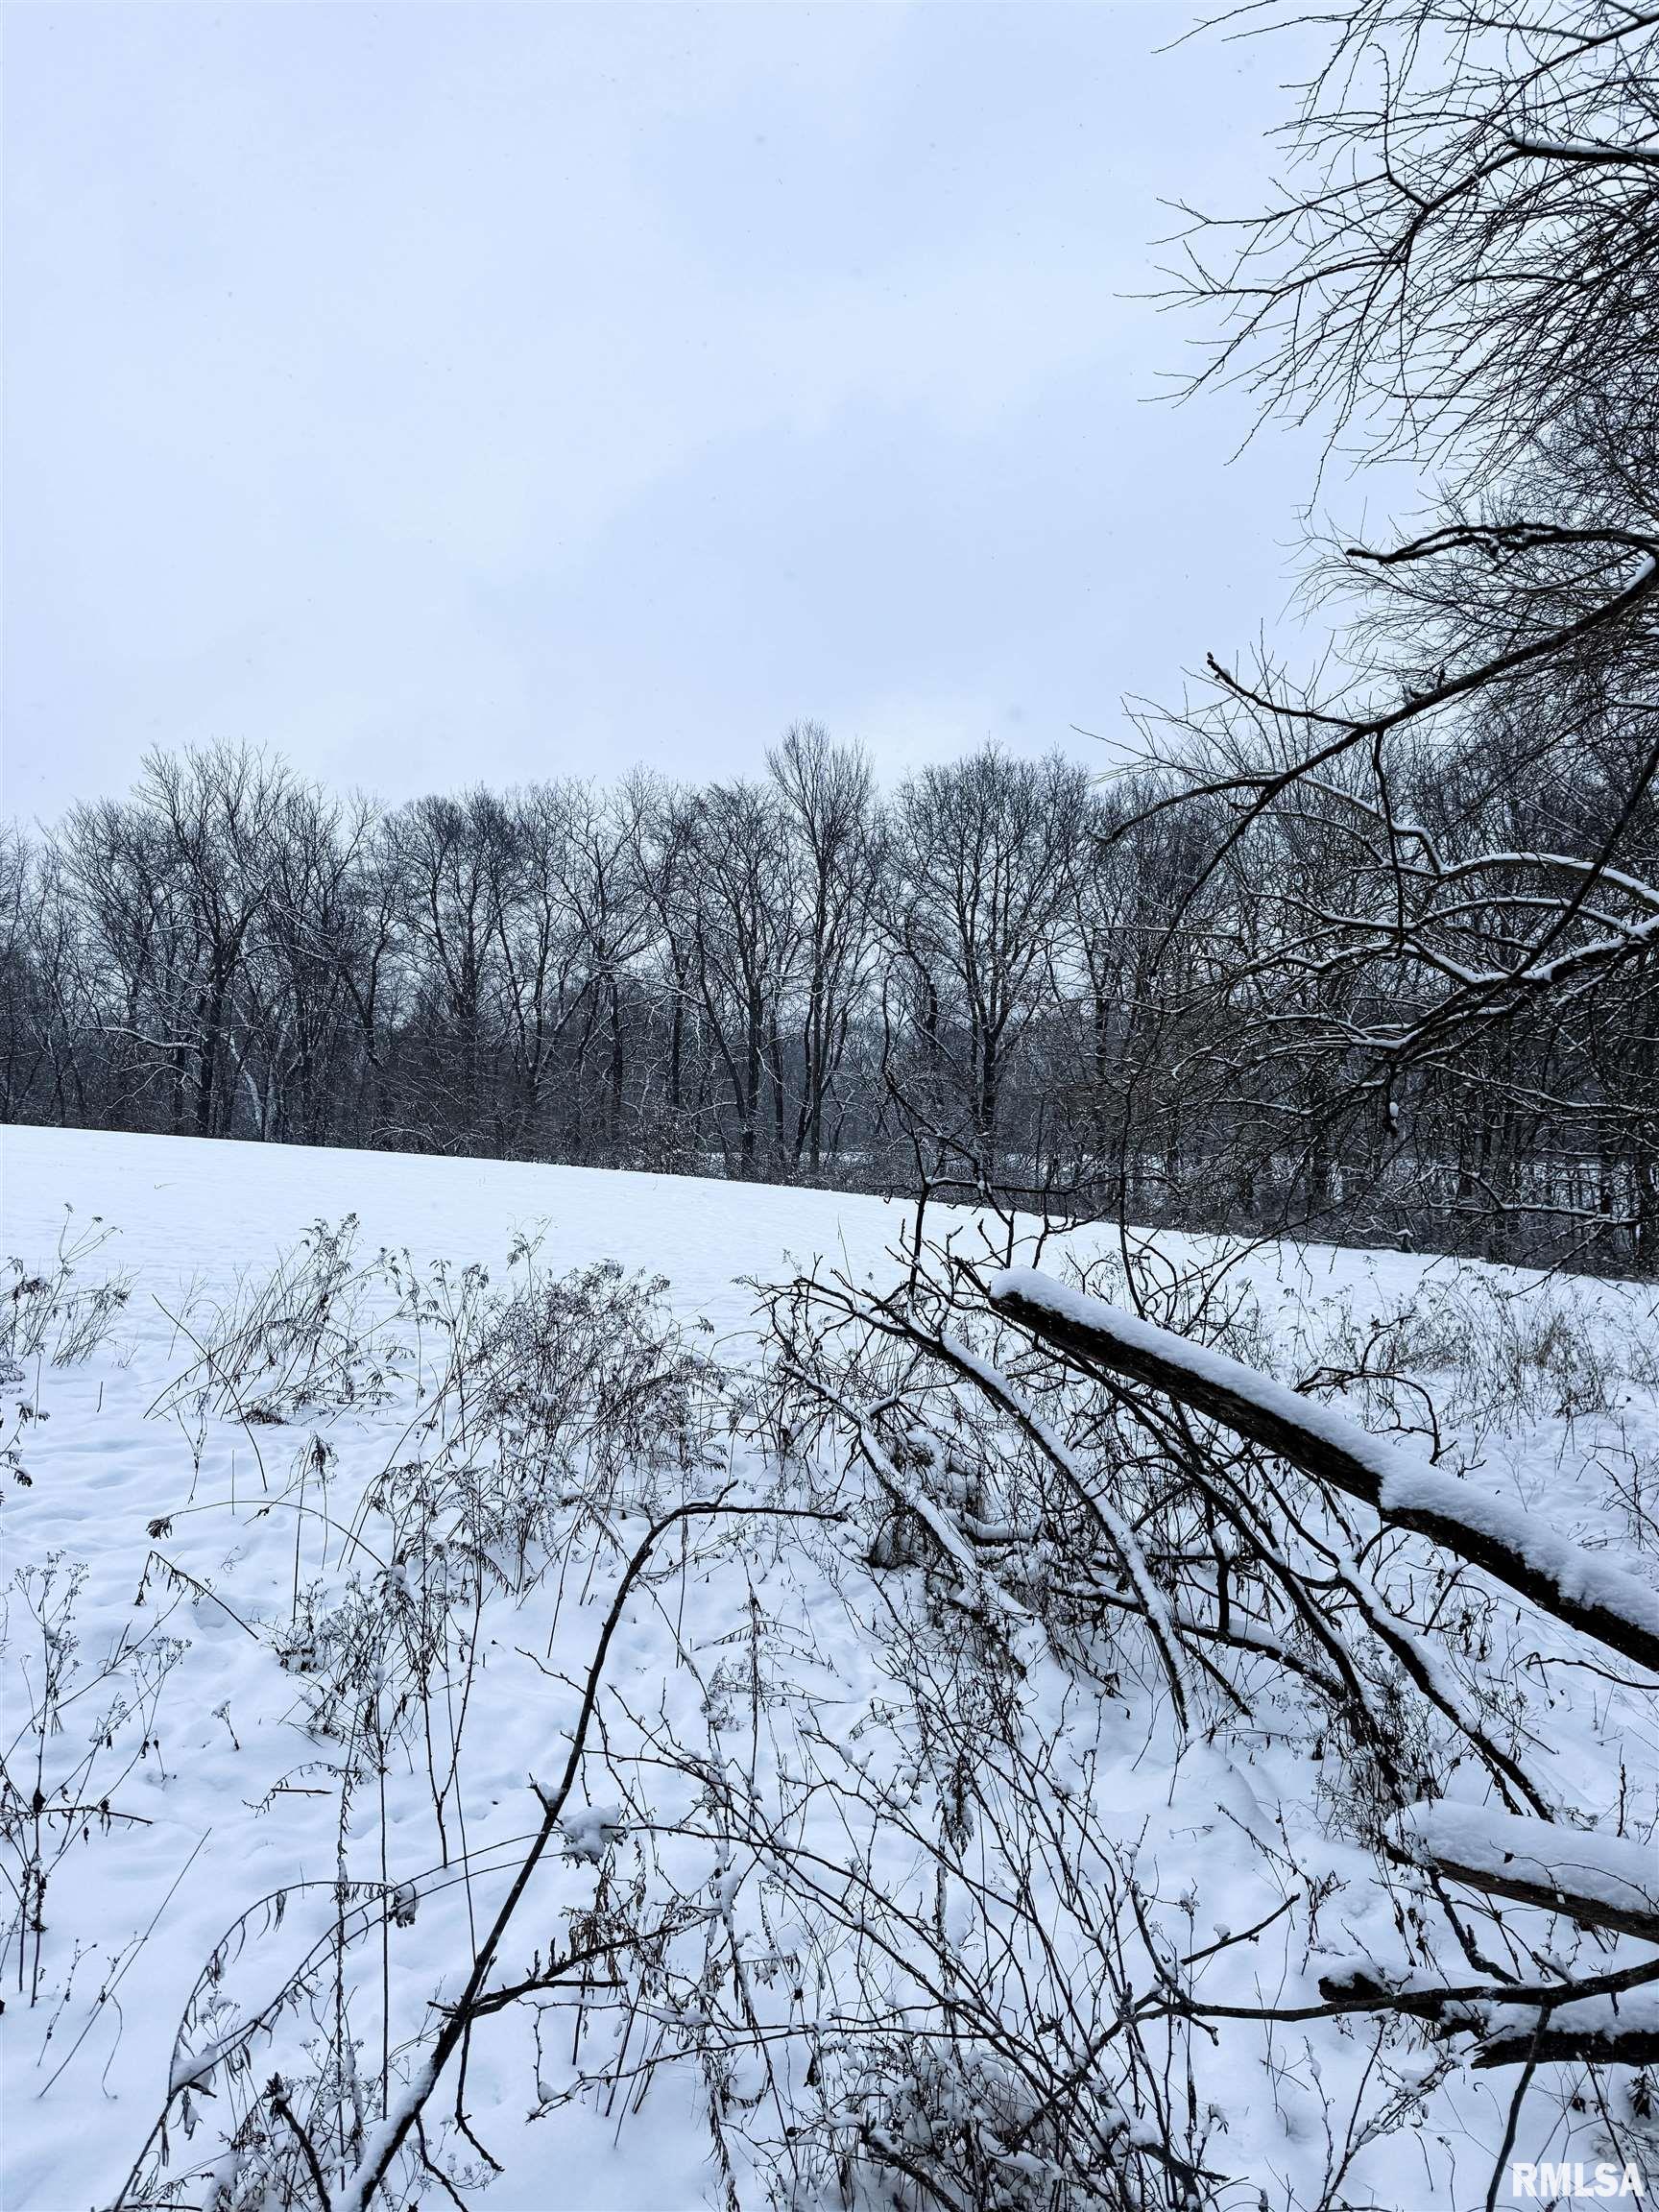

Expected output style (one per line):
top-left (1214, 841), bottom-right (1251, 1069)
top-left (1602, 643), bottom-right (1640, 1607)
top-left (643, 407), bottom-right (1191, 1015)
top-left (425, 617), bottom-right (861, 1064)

top-left (3, 690), bottom-right (1655, 1273)
top-left (0, 731), bottom-right (1126, 1190)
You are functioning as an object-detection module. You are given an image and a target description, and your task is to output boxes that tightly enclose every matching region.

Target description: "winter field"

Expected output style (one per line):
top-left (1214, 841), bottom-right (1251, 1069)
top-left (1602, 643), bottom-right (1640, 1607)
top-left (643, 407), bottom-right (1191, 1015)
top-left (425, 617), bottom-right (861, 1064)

top-left (3, 1125), bottom-right (1657, 2212)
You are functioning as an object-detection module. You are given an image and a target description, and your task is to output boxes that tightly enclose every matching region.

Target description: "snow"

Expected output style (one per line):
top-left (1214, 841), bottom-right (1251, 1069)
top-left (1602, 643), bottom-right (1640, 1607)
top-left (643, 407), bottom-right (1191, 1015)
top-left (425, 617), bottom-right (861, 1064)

top-left (1377, 1457), bottom-right (1659, 1653)
top-left (559, 1803), bottom-right (628, 1865)
top-left (988, 1263), bottom-right (1659, 1668)
top-left (1399, 1802), bottom-right (1659, 1930)
top-left (1510, 132), bottom-right (1659, 168)
top-left (3, 1125), bottom-right (1657, 2212)
top-left (3, 1130), bottom-right (917, 2212)
top-left (2, 1126), bottom-right (921, 1344)
top-left (1448, 1985), bottom-right (1659, 2051)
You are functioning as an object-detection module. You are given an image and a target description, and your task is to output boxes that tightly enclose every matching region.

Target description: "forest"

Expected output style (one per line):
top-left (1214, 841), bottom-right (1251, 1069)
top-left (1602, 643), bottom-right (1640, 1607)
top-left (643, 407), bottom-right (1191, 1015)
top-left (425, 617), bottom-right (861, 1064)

top-left (4, 667), bottom-right (1657, 1275)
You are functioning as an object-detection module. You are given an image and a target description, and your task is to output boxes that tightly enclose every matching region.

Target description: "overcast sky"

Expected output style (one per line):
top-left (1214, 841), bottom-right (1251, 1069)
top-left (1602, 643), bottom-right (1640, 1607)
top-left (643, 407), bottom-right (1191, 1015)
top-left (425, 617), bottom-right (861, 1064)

top-left (4, 1), bottom-right (1378, 825)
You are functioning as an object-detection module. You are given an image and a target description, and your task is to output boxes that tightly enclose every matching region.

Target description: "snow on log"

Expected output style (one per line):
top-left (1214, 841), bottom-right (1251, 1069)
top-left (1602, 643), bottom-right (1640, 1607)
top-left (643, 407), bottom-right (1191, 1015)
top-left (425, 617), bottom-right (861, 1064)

top-left (1463, 1988), bottom-right (1659, 2069)
top-left (986, 1268), bottom-right (1659, 1676)
top-left (1397, 1802), bottom-right (1659, 1941)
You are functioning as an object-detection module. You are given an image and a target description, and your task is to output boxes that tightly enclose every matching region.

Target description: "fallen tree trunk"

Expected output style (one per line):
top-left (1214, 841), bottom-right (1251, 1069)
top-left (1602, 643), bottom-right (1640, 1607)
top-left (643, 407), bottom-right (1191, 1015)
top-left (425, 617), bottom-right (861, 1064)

top-left (986, 1268), bottom-right (1659, 1676)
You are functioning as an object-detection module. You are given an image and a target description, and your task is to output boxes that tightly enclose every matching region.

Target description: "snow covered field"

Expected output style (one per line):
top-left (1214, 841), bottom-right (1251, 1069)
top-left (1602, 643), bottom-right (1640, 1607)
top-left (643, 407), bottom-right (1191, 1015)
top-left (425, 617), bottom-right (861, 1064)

top-left (3, 1126), bottom-right (1656, 2212)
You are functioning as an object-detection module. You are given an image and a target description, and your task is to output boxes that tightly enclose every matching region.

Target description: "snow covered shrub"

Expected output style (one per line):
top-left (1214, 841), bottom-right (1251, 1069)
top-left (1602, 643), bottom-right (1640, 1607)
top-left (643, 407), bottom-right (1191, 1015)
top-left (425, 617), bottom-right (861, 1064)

top-left (370, 1250), bottom-right (726, 1597)
top-left (746, 1647), bottom-right (1214, 2211)
top-left (152, 1215), bottom-right (402, 1428)
top-left (751, 1222), bottom-right (1659, 2201)
top-left (552, 1445), bottom-right (1267, 2212)
top-left (73, 1227), bottom-right (740, 2212)
top-left (469, 1254), bottom-right (725, 1516)
top-left (1, 1208), bottom-right (132, 1384)
top-left (115, 1854), bottom-right (436, 2212)
top-left (1, 1551), bottom-right (185, 2009)
top-left (69, 1205), bottom-right (1658, 2212)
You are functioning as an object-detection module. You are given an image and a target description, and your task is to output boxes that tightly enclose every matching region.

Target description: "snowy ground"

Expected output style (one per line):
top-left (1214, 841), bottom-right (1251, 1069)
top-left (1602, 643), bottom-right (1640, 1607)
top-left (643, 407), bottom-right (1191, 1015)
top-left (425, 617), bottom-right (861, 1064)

top-left (3, 1127), bottom-right (1655, 2212)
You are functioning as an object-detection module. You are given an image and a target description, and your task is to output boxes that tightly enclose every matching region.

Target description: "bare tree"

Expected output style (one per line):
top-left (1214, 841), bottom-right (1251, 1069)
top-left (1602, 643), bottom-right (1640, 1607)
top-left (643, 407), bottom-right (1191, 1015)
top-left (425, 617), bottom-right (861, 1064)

top-left (886, 748), bottom-right (1088, 1193)
top-left (388, 789), bottom-right (512, 1149)
top-left (767, 720), bottom-right (881, 1178)
top-left (1120, 0), bottom-right (1659, 1267)
top-left (682, 779), bottom-right (800, 1179)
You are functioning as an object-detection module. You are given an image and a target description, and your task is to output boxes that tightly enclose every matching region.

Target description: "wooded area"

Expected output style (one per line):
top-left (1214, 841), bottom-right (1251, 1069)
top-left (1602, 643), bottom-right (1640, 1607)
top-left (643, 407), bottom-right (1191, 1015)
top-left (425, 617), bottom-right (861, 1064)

top-left (3, 691), bottom-right (1656, 1275)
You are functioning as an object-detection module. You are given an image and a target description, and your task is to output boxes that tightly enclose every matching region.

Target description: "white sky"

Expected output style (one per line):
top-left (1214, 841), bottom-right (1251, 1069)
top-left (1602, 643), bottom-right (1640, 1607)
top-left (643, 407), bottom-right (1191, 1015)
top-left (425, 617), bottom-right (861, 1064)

top-left (3, 1), bottom-right (1382, 824)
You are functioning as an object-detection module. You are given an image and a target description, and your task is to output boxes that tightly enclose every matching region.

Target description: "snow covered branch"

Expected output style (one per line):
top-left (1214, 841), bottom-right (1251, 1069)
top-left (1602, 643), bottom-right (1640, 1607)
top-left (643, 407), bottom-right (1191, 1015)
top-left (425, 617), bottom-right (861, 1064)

top-left (987, 1268), bottom-right (1659, 1675)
